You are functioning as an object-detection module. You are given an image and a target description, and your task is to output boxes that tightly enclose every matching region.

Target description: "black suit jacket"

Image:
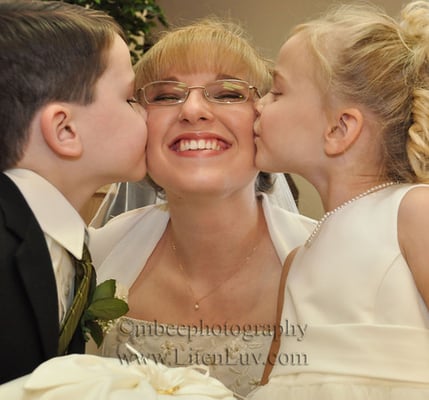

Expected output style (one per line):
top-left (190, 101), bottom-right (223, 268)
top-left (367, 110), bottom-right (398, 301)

top-left (0, 173), bottom-right (84, 384)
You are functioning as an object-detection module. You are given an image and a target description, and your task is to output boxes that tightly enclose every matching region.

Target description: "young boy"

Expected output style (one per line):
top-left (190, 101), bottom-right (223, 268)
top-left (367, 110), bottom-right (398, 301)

top-left (0, 0), bottom-right (147, 383)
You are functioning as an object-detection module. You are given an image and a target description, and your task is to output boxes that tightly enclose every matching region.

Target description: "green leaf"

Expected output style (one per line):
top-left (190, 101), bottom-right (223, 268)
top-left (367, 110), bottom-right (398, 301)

top-left (87, 298), bottom-right (129, 320)
top-left (48, 0), bottom-right (169, 64)
top-left (86, 320), bottom-right (104, 347)
top-left (92, 279), bottom-right (116, 302)
top-left (81, 308), bottom-right (95, 323)
top-left (77, 278), bottom-right (129, 347)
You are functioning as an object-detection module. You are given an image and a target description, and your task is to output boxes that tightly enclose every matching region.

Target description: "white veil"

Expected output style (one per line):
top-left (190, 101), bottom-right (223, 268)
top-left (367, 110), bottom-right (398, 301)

top-left (90, 173), bottom-right (299, 228)
top-left (266, 173), bottom-right (299, 214)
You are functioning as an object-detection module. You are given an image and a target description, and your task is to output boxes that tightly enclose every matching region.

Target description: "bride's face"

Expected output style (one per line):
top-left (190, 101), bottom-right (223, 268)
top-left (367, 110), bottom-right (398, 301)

top-left (145, 71), bottom-right (259, 199)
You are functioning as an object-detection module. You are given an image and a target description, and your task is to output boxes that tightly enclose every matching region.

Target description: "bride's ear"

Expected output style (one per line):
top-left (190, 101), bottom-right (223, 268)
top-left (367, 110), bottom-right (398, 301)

top-left (324, 108), bottom-right (363, 156)
top-left (40, 103), bottom-right (83, 158)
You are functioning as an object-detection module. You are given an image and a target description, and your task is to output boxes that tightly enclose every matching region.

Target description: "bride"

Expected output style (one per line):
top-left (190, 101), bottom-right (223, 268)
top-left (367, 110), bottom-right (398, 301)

top-left (89, 18), bottom-right (315, 398)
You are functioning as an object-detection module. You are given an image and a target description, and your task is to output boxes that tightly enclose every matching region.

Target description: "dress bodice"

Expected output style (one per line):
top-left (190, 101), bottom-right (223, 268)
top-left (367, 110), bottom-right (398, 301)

top-left (272, 184), bottom-right (429, 382)
top-left (102, 317), bottom-right (274, 397)
top-left (248, 185), bottom-right (429, 400)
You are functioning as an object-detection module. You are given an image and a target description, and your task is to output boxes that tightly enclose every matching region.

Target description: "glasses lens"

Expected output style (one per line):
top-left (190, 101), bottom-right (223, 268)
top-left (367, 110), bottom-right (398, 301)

top-left (206, 80), bottom-right (249, 103)
top-left (140, 80), bottom-right (253, 105)
top-left (143, 81), bottom-right (187, 105)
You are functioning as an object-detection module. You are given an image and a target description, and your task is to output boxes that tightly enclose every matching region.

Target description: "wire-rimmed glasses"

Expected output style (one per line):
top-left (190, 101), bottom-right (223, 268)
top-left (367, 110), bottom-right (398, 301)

top-left (137, 79), bottom-right (261, 106)
top-left (126, 97), bottom-right (146, 116)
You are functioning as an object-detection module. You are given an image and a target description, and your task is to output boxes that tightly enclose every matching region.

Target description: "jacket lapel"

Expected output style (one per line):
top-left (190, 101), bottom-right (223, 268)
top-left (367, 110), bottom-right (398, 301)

top-left (16, 231), bottom-right (59, 358)
top-left (1, 173), bottom-right (59, 359)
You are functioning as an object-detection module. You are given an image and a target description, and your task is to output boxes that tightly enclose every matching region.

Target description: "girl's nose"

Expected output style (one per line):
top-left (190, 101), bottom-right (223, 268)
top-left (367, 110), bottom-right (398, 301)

top-left (255, 95), bottom-right (267, 116)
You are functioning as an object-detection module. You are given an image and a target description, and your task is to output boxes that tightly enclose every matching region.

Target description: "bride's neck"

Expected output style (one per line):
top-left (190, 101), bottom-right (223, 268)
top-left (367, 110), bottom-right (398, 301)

top-left (167, 195), bottom-right (263, 271)
top-left (169, 188), bottom-right (259, 229)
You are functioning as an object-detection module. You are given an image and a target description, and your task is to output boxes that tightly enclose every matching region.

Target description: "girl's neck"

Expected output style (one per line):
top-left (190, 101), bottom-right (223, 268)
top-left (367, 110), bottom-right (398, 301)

top-left (317, 175), bottom-right (391, 212)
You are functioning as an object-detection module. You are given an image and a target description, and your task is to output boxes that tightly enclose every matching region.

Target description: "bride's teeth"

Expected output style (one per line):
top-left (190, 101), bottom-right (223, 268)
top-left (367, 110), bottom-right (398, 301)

top-left (177, 138), bottom-right (223, 151)
top-left (179, 141), bottom-right (188, 151)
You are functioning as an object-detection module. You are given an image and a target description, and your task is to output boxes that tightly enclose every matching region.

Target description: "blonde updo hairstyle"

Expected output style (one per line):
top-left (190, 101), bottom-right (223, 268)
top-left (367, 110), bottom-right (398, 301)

top-left (134, 18), bottom-right (274, 196)
top-left (293, 1), bottom-right (429, 183)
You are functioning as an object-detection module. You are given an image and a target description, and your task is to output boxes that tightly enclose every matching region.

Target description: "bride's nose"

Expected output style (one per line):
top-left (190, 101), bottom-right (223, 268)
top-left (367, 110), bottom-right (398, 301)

top-left (178, 89), bottom-right (214, 123)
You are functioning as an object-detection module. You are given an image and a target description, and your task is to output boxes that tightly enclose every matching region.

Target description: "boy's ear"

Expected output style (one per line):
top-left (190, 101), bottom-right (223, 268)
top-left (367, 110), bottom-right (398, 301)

top-left (324, 108), bottom-right (363, 156)
top-left (39, 103), bottom-right (83, 157)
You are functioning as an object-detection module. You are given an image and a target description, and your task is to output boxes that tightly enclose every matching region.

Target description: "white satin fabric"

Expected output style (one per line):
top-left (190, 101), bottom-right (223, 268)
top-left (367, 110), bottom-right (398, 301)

top-left (249, 184), bottom-right (429, 400)
top-left (0, 354), bottom-right (236, 400)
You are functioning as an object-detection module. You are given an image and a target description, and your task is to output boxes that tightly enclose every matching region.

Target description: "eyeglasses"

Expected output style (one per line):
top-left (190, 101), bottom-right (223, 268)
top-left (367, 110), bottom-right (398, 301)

top-left (137, 79), bottom-right (261, 106)
top-left (127, 97), bottom-right (145, 115)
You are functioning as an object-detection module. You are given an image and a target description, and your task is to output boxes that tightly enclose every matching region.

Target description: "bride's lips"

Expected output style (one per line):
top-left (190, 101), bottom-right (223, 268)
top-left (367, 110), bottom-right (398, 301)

top-left (169, 133), bottom-right (231, 154)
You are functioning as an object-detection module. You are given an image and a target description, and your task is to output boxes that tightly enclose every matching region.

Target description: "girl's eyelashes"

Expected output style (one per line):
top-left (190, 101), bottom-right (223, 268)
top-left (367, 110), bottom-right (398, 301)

top-left (269, 89), bottom-right (282, 98)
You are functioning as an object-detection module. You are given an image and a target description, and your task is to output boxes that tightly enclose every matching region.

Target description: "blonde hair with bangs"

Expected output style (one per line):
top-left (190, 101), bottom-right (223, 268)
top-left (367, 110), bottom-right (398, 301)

top-left (134, 18), bottom-right (272, 96)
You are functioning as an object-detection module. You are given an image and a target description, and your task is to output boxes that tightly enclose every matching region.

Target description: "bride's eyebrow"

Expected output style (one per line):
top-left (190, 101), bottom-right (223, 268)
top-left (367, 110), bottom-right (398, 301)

top-left (216, 74), bottom-right (239, 80)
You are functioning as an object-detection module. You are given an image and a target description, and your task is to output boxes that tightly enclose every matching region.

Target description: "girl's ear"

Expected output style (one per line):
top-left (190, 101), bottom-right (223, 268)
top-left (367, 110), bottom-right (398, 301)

top-left (324, 108), bottom-right (363, 156)
top-left (39, 103), bottom-right (83, 158)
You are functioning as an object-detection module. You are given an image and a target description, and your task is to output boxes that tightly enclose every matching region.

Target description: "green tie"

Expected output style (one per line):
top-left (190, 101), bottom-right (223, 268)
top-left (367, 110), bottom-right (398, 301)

top-left (58, 244), bottom-right (96, 355)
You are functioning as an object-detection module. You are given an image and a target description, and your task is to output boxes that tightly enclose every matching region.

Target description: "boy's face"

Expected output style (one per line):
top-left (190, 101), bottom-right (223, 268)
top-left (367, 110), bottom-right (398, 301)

top-left (72, 34), bottom-right (147, 185)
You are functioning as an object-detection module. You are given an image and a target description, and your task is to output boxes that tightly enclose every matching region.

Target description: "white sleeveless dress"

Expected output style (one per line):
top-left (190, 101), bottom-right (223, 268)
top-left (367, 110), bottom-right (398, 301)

top-left (249, 184), bottom-right (429, 399)
top-left (89, 194), bottom-right (315, 397)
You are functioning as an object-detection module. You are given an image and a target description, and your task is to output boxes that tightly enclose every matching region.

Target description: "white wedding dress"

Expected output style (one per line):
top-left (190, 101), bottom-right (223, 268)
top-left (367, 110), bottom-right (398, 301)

top-left (89, 194), bottom-right (315, 397)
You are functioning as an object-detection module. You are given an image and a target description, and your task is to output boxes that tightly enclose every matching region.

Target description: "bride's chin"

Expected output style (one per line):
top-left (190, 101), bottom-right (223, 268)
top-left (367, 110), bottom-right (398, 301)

top-left (166, 185), bottom-right (226, 200)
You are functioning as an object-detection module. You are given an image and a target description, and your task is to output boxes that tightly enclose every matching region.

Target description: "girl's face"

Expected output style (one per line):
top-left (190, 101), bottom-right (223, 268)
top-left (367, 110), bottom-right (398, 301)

top-left (145, 71), bottom-right (259, 199)
top-left (254, 34), bottom-right (329, 177)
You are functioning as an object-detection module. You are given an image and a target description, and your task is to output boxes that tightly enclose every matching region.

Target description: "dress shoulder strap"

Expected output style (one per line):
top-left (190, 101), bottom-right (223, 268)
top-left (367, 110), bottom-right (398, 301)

top-left (260, 246), bottom-right (299, 385)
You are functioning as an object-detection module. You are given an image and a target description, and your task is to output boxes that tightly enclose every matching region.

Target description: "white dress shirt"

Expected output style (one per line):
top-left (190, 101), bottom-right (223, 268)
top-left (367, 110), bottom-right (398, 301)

top-left (4, 169), bottom-right (87, 322)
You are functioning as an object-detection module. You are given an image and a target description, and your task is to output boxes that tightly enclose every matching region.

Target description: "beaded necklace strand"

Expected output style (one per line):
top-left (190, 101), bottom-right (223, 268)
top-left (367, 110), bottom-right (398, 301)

top-left (305, 181), bottom-right (398, 248)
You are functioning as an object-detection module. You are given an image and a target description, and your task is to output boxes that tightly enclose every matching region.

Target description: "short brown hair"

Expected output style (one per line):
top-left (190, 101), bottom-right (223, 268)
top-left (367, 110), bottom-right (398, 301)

top-left (0, 0), bottom-right (125, 171)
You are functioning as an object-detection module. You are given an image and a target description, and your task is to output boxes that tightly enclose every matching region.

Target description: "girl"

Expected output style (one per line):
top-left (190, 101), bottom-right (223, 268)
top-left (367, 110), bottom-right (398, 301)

top-left (251, 1), bottom-right (429, 398)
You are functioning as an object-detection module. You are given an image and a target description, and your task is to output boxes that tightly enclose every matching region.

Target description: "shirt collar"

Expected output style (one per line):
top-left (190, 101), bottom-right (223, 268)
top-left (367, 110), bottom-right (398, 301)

top-left (4, 168), bottom-right (87, 259)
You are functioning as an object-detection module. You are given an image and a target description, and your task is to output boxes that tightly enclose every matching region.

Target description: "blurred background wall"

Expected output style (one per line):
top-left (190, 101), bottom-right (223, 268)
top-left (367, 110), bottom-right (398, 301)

top-left (154, 0), bottom-right (409, 218)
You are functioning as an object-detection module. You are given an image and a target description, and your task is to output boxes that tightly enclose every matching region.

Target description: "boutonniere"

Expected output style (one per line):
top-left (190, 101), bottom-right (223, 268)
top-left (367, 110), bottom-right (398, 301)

top-left (81, 279), bottom-right (128, 347)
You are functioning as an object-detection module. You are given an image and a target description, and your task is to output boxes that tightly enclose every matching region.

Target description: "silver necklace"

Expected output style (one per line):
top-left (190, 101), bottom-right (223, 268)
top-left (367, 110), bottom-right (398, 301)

top-left (305, 181), bottom-right (398, 248)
